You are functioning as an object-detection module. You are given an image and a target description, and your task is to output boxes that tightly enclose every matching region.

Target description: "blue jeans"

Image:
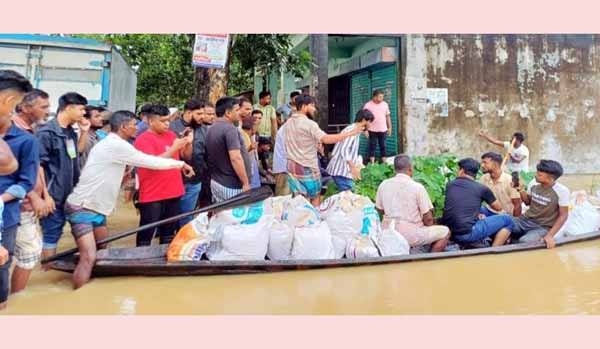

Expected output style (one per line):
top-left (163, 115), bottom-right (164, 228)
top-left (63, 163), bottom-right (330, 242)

top-left (479, 206), bottom-right (498, 217)
top-left (178, 182), bottom-right (202, 228)
top-left (332, 176), bottom-right (354, 191)
top-left (0, 225), bottom-right (17, 303)
top-left (250, 158), bottom-right (261, 189)
top-left (453, 214), bottom-right (514, 244)
top-left (40, 207), bottom-right (67, 250)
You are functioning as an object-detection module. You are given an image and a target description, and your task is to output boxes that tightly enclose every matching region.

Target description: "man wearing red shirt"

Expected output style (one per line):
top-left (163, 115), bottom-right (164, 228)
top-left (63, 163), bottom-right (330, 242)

top-left (134, 105), bottom-right (192, 246)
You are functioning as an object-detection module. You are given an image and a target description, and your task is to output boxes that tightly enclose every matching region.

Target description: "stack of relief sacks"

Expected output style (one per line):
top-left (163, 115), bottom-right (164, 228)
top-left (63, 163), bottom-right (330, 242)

top-left (167, 191), bottom-right (410, 262)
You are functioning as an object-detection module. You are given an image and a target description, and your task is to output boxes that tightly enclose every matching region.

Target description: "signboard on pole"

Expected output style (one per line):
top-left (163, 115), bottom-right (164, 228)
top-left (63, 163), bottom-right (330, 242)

top-left (192, 34), bottom-right (229, 69)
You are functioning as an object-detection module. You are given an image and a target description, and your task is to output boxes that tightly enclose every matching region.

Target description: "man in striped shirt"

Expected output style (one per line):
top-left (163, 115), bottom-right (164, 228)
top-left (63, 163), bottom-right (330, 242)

top-left (326, 109), bottom-right (374, 191)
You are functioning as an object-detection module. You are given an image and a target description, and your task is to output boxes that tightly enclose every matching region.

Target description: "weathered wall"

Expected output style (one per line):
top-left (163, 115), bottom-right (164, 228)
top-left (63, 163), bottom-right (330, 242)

top-left (404, 34), bottom-right (600, 173)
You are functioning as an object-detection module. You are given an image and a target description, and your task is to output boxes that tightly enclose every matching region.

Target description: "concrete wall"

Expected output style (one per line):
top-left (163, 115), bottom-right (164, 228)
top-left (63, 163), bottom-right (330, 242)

top-left (404, 34), bottom-right (600, 173)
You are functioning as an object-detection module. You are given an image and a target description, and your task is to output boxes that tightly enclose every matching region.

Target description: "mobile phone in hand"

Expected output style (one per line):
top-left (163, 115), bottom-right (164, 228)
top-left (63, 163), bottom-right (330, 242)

top-left (511, 171), bottom-right (520, 188)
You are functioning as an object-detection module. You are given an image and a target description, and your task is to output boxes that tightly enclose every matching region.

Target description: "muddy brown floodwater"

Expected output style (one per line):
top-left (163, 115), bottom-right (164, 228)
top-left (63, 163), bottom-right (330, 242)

top-left (4, 175), bottom-right (600, 314)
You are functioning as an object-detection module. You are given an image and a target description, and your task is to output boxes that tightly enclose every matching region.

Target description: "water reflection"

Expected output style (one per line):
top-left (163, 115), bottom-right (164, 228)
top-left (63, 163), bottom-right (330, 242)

top-left (4, 241), bottom-right (600, 314)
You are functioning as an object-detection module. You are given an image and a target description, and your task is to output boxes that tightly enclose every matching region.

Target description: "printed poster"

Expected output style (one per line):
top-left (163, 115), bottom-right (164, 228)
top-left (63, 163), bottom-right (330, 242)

top-left (192, 34), bottom-right (229, 69)
top-left (426, 88), bottom-right (449, 117)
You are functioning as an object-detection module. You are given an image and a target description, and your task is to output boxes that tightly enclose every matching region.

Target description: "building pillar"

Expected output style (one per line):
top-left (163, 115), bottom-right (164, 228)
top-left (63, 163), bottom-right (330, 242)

top-left (309, 34), bottom-right (329, 130)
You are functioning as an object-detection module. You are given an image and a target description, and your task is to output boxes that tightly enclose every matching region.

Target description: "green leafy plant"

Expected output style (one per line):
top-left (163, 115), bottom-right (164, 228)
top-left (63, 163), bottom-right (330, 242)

top-left (352, 155), bottom-right (459, 218)
top-left (519, 171), bottom-right (536, 187)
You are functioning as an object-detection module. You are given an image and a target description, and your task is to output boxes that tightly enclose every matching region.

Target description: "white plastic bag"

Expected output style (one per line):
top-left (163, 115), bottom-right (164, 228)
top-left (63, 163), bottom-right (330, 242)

top-left (375, 220), bottom-right (410, 257)
top-left (319, 191), bottom-right (381, 258)
top-left (283, 195), bottom-right (321, 228)
top-left (267, 220), bottom-right (294, 261)
top-left (210, 200), bottom-right (271, 228)
top-left (346, 234), bottom-right (380, 259)
top-left (556, 191), bottom-right (600, 239)
top-left (208, 216), bottom-right (271, 261)
top-left (265, 195), bottom-right (293, 221)
top-left (291, 221), bottom-right (335, 260)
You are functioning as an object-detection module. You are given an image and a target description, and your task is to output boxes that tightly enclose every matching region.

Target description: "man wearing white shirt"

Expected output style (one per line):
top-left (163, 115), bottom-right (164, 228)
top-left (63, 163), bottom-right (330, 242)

top-left (272, 123), bottom-right (289, 196)
top-left (64, 110), bottom-right (194, 289)
top-left (479, 130), bottom-right (529, 173)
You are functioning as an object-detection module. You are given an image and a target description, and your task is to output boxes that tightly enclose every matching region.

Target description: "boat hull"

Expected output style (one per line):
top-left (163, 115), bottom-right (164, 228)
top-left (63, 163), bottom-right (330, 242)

top-left (49, 231), bottom-right (600, 277)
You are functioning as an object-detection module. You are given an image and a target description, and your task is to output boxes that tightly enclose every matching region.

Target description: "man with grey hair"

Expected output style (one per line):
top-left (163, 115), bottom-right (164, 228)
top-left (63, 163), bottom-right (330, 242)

top-left (375, 155), bottom-right (450, 252)
top-left (63, 110), bottom-right (194, 289)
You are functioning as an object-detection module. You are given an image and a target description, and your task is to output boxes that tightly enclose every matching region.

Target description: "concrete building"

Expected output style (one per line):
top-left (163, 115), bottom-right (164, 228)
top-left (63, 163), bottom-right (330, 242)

top-left (256, 34), bottom-right (600, 174)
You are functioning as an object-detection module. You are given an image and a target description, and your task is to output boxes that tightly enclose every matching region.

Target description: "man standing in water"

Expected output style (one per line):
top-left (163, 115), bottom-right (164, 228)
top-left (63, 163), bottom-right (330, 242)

top-left (479, 130), bottom-right (529, 173)
top-left (206, 97), bottom-right (250, 203)
top-left (254, 91), bottom-right (278, 144)
top-left (65, 111), bottom-right (194, 288)
top-left (10, 89), bottom-right (53, 294)
top-left (37, 92), bottom-right (89, 261)
top-left (134, 105), bottom-right (192, 246)
top-left (285, 94), bottom-right (364, 206)
top-left (0, 70), bottom-right (38, 310)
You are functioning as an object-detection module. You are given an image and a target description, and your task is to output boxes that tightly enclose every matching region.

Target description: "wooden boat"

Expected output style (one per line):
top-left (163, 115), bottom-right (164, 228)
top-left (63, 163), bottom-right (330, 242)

top-left (49, 231), bottom-right (600, 277)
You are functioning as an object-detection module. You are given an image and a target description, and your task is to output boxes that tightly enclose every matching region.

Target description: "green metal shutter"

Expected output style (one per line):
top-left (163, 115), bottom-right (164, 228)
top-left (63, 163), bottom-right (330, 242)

top-left (353, 64), bottom-right (399, 160)
top-left (370, 64), bottom-right (398, 158)
top-left (350, 71), bottom-right (371, 161)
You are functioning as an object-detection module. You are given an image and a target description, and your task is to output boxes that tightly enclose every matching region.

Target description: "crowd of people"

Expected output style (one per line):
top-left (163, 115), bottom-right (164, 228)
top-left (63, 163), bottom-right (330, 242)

top-left (0, 68), bottom-right (571, 311)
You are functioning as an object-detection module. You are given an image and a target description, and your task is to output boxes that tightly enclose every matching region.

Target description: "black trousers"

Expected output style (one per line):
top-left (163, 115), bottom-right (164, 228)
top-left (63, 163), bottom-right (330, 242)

top-left (368, 131), bottom-right (387, 159)
top-left (136, 197), bottom-right (181, 246)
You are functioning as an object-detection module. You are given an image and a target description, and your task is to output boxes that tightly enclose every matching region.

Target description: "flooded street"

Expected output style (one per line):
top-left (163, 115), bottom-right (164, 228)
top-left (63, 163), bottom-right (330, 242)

top-left (4, 175), bottom-right (600, 315)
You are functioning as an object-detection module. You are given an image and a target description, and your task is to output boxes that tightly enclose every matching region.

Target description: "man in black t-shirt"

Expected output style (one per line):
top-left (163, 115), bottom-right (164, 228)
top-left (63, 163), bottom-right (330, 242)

top-left (205, 97), bottom-right (250, 203)
top-left (441, 158), bottom-right (514, 247)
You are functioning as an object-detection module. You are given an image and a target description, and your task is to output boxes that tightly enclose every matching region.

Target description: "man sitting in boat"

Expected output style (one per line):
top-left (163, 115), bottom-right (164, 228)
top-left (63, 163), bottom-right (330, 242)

top-left (511, 160), bottom-right (569, 249)
top-left (479, 152), bottom-right (522, 217)
top-left (64, 111), bottom-right (194, 289)
top-left (441, 158), bottom-right (514, 247)
top-left (375, 155), bottom-right (450, 252)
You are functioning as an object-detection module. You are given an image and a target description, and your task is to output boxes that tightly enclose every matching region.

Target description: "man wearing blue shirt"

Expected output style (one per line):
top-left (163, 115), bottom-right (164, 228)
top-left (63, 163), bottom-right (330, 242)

top-left (0, 70), bottom-right (38, 310)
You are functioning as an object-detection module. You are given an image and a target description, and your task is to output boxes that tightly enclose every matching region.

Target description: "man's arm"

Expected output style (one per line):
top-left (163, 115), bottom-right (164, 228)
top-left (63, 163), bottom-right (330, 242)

top-left (543, 206), bottom-right (569, 248)
top-left (386, 113), bottom-right (392, 136)
top-left (160, 136), bottom-right (191, 159)
top-left (270, 113), bottom-right (278, 141)
top-left (2, 138), bottom-right (39, 204)
top-left (0, 138), bottom-right (18, 175)
top-left (77, 119), bottom-right (91, 153)
top-left (229, 149), bottom-right (250, 190)
top-left (518, 189), bottom-right (531, 205)
top-left (114, 141), bottom-right (185, 170)
top-left (321, 127), bottom-right (363, 145)
top-left (422, 210), bottom-right (435, 226)
top-left (511, 198), bottom-right (522, 217)
top-left (510, 154), bottom-right (525, 163)
top-left (478, 130), bottom-right (504, 147)
top-left (489, 200), bottom-right (504, 213)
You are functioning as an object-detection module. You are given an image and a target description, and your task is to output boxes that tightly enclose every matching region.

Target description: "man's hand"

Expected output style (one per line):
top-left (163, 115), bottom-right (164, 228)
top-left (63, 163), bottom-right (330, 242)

top-left (478, 213), bottom-right (486, 220)
top-left (45, 195), bottom-right (56, 214)
top-left (30, 194), bottom-right (49, 218)
top-left (542, 235), bottom-right (556, 249)
top-left (351, 166), bottom-right (362, 180)
top-left (173, 135), bottom-right (192, 150)
top-left (387, 129), bottom-right (392, 137)
top-left (79, 118), bottom-right (91, 133)
top-left (248, 141), bottom-right (257, 152)
top-left (478, 130), bottom-right (489, 138)
top-left (181, 163), bottom-right (195, 178)
top-left (0, 245), bottom-right (8, 266)
top-left (242, 184), bottom-right (251, 192)
top-left (362, 130), bottom-right (369, 138)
